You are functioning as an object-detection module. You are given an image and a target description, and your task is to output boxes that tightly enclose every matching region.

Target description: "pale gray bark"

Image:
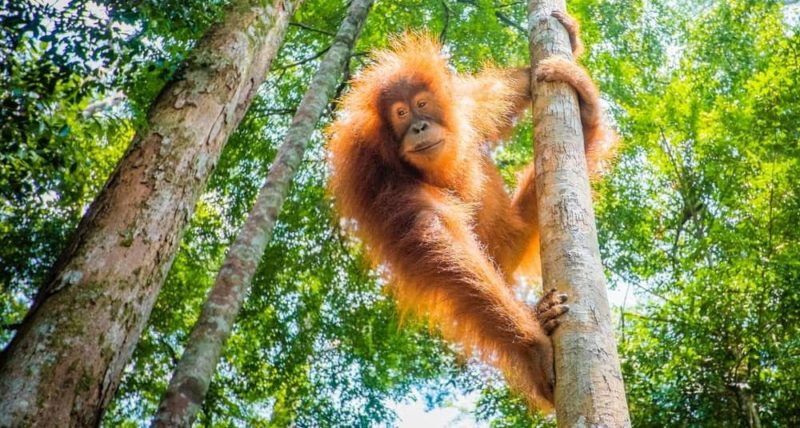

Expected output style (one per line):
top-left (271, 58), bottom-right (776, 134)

top-left (0, 1), bottom-right (299, 426)
top-left (527, 0), bottom-right (631, 426)
top-left (150, 0), bottom-right (374, 426)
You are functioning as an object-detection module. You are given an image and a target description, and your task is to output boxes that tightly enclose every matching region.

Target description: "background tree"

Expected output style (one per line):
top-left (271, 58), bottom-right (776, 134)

top-left (0, 0), bottom-right (300, 425)
top-left (152, 0), bottom-right (373, 425)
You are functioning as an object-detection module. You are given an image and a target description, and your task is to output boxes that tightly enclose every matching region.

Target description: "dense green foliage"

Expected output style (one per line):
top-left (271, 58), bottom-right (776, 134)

top-left (2, 0), bottom-right (798, 426)
top-left (597, 2), bottom-right (800, 426)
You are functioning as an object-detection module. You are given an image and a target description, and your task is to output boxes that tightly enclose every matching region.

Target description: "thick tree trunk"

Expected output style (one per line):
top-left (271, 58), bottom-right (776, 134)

top-left (150, 0), bottom-right (374, 426)
top-left (526, 1), bottom-right (631, 426)
top-left (0, 1), bottom-right (299, 426)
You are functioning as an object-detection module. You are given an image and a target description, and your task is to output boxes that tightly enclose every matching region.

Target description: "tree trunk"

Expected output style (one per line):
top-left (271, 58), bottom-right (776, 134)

top-left (150, 0), bottom-right (374, 426)
top-left (0, 1), bottom-right (300, 426)
top-left (527, 1), bottom-right (631, 426)
top-left (737, 387), bottom-right (763, 428)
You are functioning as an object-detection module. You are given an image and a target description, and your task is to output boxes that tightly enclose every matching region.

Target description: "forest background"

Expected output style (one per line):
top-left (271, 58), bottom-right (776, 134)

top-left (1, 0), bottom-right (799, 426)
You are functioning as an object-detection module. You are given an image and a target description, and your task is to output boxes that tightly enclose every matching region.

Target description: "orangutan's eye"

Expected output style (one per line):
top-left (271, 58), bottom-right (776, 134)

top-left (397, 108), bottom-right (408, 117)
top-left (417, 100), bottom-right (427, 108)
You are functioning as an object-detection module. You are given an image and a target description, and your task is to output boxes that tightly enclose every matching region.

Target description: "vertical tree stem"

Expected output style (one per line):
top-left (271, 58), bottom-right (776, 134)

top-left (527, 0), bottom-right (631, 426)
top-left (151, 0), bottom-right (374, 426)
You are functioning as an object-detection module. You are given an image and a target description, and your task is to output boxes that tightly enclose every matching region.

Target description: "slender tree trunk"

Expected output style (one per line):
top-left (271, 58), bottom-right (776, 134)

top-left (737, 388), bottom-right (763, 428)
top-left (0, 1), bottom-right (300, 425)
top-left (150, 1), bottom-right (374, 426)
top-left (527, 1), bottom-right (630, 426)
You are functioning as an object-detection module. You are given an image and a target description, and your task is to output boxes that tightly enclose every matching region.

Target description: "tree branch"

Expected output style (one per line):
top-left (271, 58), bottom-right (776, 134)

top-left (495, 11), bottom-right (526, 34)
top-left (440, 0), bottom-right (451, 44)
top-left (290, 21), bottom-right (336, 37)
top-left (276, 46), bottom-right (332, 70)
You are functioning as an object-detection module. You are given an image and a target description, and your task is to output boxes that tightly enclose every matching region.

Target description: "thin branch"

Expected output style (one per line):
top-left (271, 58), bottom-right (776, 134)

top-left (440, 0), bottom-right (451, 44)
top-left (328, 51), bottom-right (356, 116)
top-left (658, 127), bottom-right (694, 273)
top-left (158, 337), bottom-right (179, 366)
top-left (275, 46), bottom-right (331, 70)
top-left (658, 127), bottom-right (687, 191)
top-left (2, 322), bottom-right (21, 331)
top-left (619, 282), bottom-right (631, 344)
top-left (290, 21), bottom-right (336, 37)
top-left (456, 0), bottom-right (525, 34)
top-left (608, 267), bottom-right (675, 305)
top-left (263, 108), bottom-right (297, 116)
top-left (632, 280), bottom-right (671, 303)
top-left (496, 1), bottom-right (525, 8)
top-left (495, 11), bottom-right (526, 34)
top-left (622, 311), bottom-right (689, 328)
top-left (756, 140), bottom-right (778, 350)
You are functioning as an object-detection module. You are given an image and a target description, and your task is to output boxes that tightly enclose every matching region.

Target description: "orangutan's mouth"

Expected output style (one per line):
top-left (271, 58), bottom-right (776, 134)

top-left (411, 139), bottom-right (444, 153)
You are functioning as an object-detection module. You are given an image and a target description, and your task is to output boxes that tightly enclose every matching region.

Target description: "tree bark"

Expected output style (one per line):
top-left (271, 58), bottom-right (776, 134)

top-left (0, 1), bottom-right (300, 426)
top-left (150, 0), bottom-right (374, 426)
top-left (527, 1), bottom-right (631, 426)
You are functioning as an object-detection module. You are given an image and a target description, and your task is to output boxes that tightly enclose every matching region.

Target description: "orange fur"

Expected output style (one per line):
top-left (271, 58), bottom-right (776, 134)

top-left (327, 30), bottom-right (615, 410)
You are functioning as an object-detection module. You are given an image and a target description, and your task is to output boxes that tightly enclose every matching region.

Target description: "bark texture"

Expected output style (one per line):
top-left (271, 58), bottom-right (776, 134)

top-left (527, 1), bottom-right (631, 426)
top-left (150, 0), bottom-right (374, 426)
top-left (0, 1), bottom-right (299, 426)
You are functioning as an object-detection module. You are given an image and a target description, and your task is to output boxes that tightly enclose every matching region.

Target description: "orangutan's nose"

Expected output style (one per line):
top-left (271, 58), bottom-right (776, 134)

top-left (411, 121), bottom-right (429, 134)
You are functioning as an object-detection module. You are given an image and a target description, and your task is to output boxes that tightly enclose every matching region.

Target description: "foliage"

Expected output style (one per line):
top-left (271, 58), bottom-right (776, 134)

top-left (2, 0), bottom-right (800, 426)
top-left (0, 0), bottom-right (228, 340)
top-left (589, 1), bottom-right (800, 426)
